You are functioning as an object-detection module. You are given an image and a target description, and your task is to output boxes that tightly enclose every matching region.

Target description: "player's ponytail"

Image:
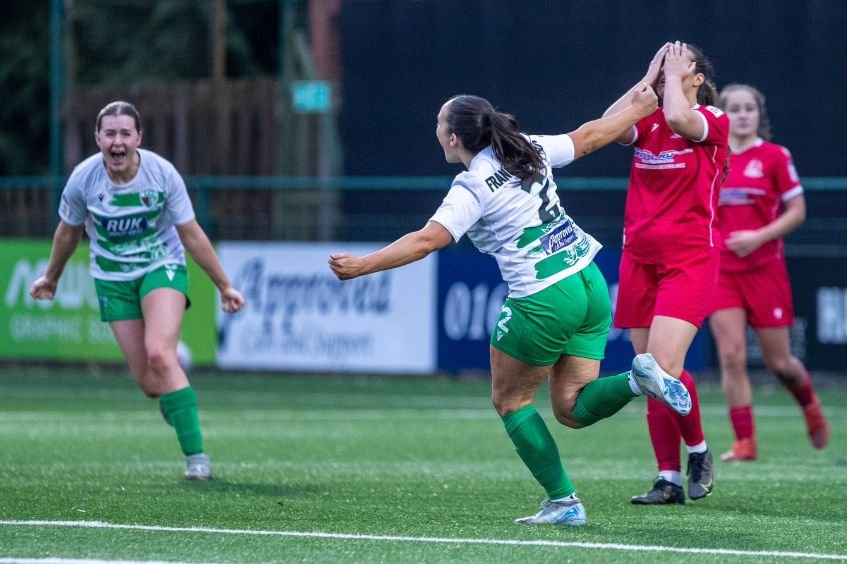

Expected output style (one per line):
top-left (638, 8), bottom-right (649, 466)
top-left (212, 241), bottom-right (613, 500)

top-left (446, 95), bottom-right (544, 183)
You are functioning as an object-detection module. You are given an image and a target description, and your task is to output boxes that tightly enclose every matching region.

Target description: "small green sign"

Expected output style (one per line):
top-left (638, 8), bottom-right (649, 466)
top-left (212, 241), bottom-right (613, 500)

top-left (291, 80), bottom-right (332, 113)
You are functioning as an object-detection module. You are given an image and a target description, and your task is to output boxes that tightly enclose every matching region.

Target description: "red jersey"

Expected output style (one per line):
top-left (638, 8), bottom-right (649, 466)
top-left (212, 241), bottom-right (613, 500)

top-left (623, 105), bottom-right (729, 263)
top-left (717, 139), bottom-right (802, 272)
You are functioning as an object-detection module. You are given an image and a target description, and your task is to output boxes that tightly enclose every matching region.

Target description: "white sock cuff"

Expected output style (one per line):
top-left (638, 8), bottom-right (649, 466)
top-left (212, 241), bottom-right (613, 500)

top-left (658, 471), bottom-right (682, 486)
top-left (627, 372), bottom-right (642, 396)
top-left (686, 441), bottom-right (708, 454)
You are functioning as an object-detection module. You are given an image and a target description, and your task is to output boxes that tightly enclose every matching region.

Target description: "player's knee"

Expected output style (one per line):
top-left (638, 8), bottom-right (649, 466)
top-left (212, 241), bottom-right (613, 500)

top-left (554, 412), bottom-right (584, 429)
top-left (491, 392), bottom-right (532, 418)
top-left (145, 346), bottom-right (174, 374)
top-left (767, 357), bottom-right (803, 386)
top-left (719, 344), bottom-right (746, 373)
top-left (138, 378), bottom-right (160, 398)
top-left (550, 404), bottom-right (583, 428)
top-left (491, 393), bottom-right (511, 417)
top-left (762, 352), bottom-right (790, 374)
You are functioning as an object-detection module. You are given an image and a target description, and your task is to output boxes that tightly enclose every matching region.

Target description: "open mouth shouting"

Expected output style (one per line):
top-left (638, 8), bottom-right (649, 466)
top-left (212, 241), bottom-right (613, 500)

top-left (109, 149), bottom-right (128, 166)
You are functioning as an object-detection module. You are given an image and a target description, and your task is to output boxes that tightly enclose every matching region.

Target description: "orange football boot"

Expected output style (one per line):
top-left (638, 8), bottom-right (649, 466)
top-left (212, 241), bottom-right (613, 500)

top-left (720, 437), bottom-right (758, 462)
top-left (803, 398), bottom-right (830, 449)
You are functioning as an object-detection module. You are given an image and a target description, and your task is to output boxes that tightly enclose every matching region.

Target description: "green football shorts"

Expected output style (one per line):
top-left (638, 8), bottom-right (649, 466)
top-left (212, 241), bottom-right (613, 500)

top-left (93, 264), bottom-right (190, 322)
top-left (490, 261), bottom-right (611, 366)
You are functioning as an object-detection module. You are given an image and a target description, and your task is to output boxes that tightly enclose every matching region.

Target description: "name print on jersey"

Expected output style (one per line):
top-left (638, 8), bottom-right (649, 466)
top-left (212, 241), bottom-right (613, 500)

top-left (484, 167), bottom-right (514, 192)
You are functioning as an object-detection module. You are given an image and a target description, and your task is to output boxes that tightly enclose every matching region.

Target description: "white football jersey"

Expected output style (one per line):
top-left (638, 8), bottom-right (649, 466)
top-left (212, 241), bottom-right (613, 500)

top-left (59, 148), bottom-right (195, 281)
top-left (431, 134), bottom-right (601, 298)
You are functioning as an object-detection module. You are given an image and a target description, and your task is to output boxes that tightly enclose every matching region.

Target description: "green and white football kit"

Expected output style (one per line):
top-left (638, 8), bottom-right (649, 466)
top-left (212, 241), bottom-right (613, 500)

top-left (60, 148), bottom-right (196, 320)
top-left (60, 148), bottom-right (195, 280)
top-left (431, 134), bottom-right (644, 514)
top-left (430, 134), bottom-right (608, 363)
top-left (59, 149), bottom-right (207, 471)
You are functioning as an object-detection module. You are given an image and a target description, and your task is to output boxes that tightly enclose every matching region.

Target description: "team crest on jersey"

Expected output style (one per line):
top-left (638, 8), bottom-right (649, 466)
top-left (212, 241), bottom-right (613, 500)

top-left (97, 192), bottom-right (105, 202)
top-left (743, 159), bottom-right (764, 178)
top-left (141, 189), bottom-right (158, 208)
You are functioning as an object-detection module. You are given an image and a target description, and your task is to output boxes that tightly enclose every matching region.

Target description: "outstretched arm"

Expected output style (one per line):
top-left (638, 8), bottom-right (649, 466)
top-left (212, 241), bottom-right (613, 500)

top-left (569, 83), bottom-right (657, 159)
top-left (602, 42), bottom-right (669, 144)
top-left (29, 221), bottom-right (84, 300)
top-left (329, 220), bottom-right (453, 280)
top-left (176, 220), bottom-right (244, 313)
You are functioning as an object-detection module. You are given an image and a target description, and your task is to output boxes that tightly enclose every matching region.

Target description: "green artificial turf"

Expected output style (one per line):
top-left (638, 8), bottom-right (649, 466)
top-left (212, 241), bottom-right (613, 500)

top-left (0, 366), bottom-right (845, 563)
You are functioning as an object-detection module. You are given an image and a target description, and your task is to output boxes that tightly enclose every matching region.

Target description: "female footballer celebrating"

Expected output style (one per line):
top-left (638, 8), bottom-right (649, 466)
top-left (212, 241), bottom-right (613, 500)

top-left (330, 88), bottom-right (692, 526)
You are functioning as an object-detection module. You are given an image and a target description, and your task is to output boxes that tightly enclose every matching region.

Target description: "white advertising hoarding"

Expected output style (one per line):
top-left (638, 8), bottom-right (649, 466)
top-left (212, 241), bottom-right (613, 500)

top-left (217, 242), bottom-right (437, 373)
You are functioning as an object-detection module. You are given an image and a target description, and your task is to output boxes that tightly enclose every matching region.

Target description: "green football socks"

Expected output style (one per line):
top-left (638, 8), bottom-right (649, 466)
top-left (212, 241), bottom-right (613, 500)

top-left (572, 372), bottom-right (636, 426)
top-left (502, 405), bottom-right (574, 499)
top-left (160, 386), bottom-right (204, 456)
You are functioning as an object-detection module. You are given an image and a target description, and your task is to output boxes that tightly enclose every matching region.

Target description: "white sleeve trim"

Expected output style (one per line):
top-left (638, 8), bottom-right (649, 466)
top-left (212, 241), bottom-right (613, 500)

top-left (695, 111), bottom-right (709, 143)
top-left (782, 185), bottom-right (804, 202)
top-left (619, 125), bottom-right (638, 146)
top-left (535, 134), bottom-right (575, 167)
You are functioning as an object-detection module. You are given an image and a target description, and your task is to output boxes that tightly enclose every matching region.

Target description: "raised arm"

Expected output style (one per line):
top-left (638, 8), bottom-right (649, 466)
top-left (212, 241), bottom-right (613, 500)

top-left (603, 42), bottom-right (669, 144)
top-left (329, 220), bottom-right (453, 280)
top-left (662, 42), bottom-right (706, 141)
top-left (569, 83), bottom-right (657, 159)
top-left (29, 221), bottom-right (84, 300)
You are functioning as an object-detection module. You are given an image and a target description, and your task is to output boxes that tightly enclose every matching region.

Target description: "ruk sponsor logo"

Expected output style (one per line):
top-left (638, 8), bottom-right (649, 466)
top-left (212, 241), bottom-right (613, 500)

top-left (101, 215), bottom-right (149, 237)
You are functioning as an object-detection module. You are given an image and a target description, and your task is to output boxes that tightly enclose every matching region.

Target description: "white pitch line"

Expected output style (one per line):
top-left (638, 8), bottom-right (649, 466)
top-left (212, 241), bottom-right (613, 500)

top-left (0, 558), bottom-right (179, 564)
top-left (1, 520), bottom-right (846, 561)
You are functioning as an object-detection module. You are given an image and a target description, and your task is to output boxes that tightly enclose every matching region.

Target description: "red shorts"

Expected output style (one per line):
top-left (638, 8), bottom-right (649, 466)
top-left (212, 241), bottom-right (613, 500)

top-left (614, 248), bottom-right (720, 329)
top-left (709, 259), bottom-right (795, 328)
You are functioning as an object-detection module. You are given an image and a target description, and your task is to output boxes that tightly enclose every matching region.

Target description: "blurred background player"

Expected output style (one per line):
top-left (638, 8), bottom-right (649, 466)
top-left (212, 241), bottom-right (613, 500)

top-left (709, 83), bottom-right (829, 462)
top-left (29, 101), bottom-right (245, 480)
top-left (604, 42), bottom-right (728, 504)
top-left (330, 89), bottom-right (693, 526)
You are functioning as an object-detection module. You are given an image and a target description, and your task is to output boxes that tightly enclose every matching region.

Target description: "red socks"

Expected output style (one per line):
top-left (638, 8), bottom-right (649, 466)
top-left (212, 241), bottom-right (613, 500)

top-left (646, 370), bottom-right (705, 472)
top-left (728, 405), bottom-right (755, 440)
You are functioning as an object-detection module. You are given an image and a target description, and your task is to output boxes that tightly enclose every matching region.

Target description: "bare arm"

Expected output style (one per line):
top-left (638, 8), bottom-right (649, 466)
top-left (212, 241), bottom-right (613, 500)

top-left (662, 42), bottom-right (706, 141)
top-left (603, 42), bottom-right (669, 144)
top-left (176, 220), bottom-right (244, 313)
top-left (329, 220), bottom-right (453, 280)
top-left (29, 221), bottom-right (84, 300)
top-left (569, 84), bottom-right (657, 159)
top-left (726, 195), bottom-right (806, 258)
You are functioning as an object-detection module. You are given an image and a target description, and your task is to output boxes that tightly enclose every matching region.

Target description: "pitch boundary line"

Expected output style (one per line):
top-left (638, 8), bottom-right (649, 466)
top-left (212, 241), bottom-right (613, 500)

top-left (2, 520), bottom-right (846, 561)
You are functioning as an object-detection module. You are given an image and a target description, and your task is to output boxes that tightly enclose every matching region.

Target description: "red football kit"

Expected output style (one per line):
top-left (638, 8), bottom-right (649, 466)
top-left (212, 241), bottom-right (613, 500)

top-left (615, 105), bottom-right (729, 328)
top-left (716, 139), bottom-right (802, 271)
top-left (710, 139), bottom-right (802, 327)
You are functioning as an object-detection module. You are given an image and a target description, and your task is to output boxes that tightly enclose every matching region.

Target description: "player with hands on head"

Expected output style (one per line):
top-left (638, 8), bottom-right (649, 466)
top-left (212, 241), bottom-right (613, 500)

top-left (30, 100), bottom-right (245, 481)
top-left (709, 83), bottom-right (829, 462)
top-left (331, 85), bottom-right (693, 527)
top-left (604, 41), bottom-right (729, 505)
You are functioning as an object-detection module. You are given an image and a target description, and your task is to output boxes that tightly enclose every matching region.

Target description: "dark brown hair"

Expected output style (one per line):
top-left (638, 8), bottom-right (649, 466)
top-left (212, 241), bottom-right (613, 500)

top-left (445, 94), bottom-right (545, 182)
top-left (687, 44), bottom-right (718, 106)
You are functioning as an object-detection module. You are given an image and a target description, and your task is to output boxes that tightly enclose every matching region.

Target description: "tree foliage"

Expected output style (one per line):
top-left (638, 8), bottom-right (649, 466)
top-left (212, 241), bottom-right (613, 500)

top-left (0, 0), bottom-right (282, 174)
top-left (0, 1), bottom-right (50, 174)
